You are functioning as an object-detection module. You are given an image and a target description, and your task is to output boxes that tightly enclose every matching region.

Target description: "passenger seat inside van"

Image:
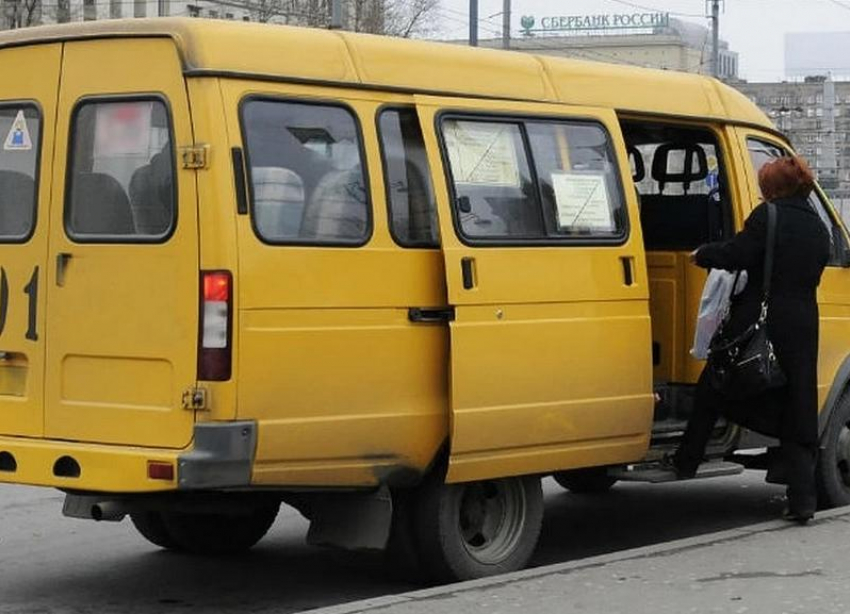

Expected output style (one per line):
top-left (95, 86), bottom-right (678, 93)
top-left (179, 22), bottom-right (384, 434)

top-left (300, 168), bottom-right (367, 241)
top-left (70, 172), bottom-right (135, 235)
top-left (129, 150), bottom-right (173, 236)
top-left (251, 166), bottom-right (305, 240)
top-left (0, 170), bottom-right (34, 237)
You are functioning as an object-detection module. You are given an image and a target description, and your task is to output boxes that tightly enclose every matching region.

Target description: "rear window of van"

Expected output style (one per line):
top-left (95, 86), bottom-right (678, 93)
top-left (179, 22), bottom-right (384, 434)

top-left (0, 105), bottom-right (40, 242)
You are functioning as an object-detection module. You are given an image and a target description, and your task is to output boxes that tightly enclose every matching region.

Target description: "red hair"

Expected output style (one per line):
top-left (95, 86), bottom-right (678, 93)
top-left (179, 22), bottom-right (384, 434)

top-left (758, 155), bottom-right (815, 200)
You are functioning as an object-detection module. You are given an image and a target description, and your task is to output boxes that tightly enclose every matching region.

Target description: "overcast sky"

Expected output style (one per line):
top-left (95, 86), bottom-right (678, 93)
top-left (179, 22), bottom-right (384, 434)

top-left (435, 0), bottom-right (850, 82)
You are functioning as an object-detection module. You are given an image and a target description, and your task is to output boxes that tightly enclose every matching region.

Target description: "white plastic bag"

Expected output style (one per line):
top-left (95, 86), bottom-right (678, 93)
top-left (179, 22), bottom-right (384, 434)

top-left (691, 269), bottom-right (748, 360)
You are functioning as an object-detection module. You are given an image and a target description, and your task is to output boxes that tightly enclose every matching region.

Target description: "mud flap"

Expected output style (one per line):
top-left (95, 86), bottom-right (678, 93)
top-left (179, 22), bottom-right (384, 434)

top-left (305, 484), bottom-right (393, 551)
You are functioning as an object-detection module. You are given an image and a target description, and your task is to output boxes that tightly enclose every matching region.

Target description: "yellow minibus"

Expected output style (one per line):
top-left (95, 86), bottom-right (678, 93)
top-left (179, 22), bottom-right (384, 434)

top-left (1, 18), bottom-right (849, 583)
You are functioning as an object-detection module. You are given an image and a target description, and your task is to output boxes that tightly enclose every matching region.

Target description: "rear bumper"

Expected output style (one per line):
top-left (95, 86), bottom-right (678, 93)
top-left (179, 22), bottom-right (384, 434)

top-left (0, 421), bottom-right (256, 493)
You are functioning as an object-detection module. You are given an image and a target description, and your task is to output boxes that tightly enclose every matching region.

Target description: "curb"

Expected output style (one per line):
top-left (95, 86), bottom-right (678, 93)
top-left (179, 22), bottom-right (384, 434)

top-left (302, 504), bottom-right (850, 614)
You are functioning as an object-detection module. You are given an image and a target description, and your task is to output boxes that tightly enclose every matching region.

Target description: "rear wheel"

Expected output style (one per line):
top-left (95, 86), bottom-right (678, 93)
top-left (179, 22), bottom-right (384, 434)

top-left (130, 511), bottom-right (181, 550)
top-left (414, 473), bottom-right (543, 583)
top-left (553, 468), bottom-right (617, 494)
top-left (816, 393), bottom-right (850, 508)
top-left (161, 502), bottom-right (280, 555)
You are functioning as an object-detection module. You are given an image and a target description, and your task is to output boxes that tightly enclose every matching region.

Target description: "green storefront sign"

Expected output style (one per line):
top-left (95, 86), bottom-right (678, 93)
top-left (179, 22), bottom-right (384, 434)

top-left (520, 12), bottom-right (670, 35)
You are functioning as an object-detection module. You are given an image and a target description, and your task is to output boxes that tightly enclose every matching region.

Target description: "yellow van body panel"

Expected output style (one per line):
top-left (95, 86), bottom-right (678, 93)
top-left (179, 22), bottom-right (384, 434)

top-left (218, 81), bottom-right (447, 487)
top-left (0, 435), bottom-right (180, 492)
top-left (0, 44), bottom-right (60, 439)
top-left (43, 38), bottom-right (199, 448)
top-left (6, 21), bottom-right (846, 496)
top-left (414, 95), bottom-right (653, 482)
top-left (186, 77), bottom-right (239, 422)
top-left (0, 19), bottom-right (772, 130)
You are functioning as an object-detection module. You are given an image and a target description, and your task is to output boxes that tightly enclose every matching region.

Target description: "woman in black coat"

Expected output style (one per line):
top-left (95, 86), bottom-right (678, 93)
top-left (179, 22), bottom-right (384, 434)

top-left (672, 155), bottom-right (830, 523)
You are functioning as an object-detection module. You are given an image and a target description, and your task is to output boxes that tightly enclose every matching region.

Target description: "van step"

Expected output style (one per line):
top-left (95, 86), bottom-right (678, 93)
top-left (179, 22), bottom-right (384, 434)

top-left (609, 461), bottom-right (745, 483)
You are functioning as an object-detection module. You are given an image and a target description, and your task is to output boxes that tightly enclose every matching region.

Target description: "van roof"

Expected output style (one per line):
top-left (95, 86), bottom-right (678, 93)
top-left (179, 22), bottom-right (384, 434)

top-left (0, 18), bottom-right (773, 130)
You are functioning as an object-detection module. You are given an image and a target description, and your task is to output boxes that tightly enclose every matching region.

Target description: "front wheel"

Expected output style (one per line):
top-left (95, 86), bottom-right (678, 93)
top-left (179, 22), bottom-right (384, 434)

top-left (161, 502), bottom-right (280, 555)
top-left (816, 393), bottom-right (850, 508)
top-left (414, 474), bottom-right (543, 583)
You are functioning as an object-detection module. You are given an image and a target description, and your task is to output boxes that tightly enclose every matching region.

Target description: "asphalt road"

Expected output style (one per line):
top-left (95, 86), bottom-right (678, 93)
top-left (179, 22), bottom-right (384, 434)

top-left (0, 473), bottom-right (787, 614)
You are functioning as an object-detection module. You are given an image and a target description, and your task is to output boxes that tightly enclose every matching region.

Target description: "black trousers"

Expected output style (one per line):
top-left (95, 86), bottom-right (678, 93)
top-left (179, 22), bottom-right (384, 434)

top-left (674, 370), bottom-right (818, 515)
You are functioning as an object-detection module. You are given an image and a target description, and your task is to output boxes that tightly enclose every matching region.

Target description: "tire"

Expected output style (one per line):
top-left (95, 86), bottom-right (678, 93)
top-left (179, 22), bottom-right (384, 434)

top-left (161, 502), bottom-right (280, 555)
top-left (816, 393), bottom-right (850, 508)
top-left (552, 468), bottom-right (617, 494)
top-left (130, 511), bottom-right (181, 550)
top-left (414, 473), bottom-right (543, 583)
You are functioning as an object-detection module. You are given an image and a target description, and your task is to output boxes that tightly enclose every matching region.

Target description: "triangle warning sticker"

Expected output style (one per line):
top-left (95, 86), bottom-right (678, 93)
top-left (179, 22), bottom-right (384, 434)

top-left (4, 110), bottom-right (32, 151)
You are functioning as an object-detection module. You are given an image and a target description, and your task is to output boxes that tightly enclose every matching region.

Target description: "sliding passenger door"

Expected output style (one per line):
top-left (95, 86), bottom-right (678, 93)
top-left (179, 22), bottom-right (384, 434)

top-left (415, 96), bottom-right (654, 482)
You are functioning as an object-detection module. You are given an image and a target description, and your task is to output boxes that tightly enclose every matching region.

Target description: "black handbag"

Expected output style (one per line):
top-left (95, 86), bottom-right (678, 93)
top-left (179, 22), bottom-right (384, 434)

top-left (706, 202), bottom-right (786, 399)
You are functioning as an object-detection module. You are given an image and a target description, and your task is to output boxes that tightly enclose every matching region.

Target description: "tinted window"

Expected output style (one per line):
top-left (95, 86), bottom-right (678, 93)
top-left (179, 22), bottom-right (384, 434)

top-left (378, 108), bottom-right (438, 247)
top-left (747, 137), bottom-right (847, 266)
top-left (441, 117), bottom-right (626, 243)
top-left (242, 99), bottom-right (369, 245)
top-left (66, 99), bottom-right (175, 241)
top-left (0, 106), bottom-right (40, 241)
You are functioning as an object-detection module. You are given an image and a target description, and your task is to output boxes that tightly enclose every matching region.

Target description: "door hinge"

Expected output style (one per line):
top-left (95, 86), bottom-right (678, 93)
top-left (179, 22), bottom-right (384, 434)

top-left (180, 144), bottom-right (210, 170)
top-left (182, 386), bottom-right (210, 411)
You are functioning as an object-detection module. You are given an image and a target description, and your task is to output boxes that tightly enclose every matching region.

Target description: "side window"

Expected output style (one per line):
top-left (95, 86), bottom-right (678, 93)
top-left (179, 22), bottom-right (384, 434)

top-left (0, 105), bottom-right (40, 242)
top-left (378, 108), bottom-right (438, 247)
top-left (440, 116), bottom-right (626, 243)
top-left (66, 99), bottom-right (175, 241)
top-left (746, 137), bottom-right (847, 266)
top-left (526, 121), bottom-right (626, 239)
top-left (241, 99), bottom-right (370, 245)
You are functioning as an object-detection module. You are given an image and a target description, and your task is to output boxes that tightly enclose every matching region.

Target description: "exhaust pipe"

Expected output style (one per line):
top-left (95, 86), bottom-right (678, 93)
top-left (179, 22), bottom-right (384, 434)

top-left (91, 501), bottom-right (129, 522)
top-left (63, 494), bottom-right (128, 522)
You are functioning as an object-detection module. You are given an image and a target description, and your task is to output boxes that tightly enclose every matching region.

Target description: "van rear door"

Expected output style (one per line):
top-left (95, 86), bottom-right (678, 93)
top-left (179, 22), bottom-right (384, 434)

top-left (0, 44), bottom-right (61, 438)
top-left (415, 96), bottom-right (654, 483)
top-left (43, 39), bottom-right (199, 448)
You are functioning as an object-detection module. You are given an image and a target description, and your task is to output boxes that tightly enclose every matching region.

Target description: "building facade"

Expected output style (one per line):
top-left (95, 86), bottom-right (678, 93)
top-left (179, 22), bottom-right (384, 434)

top-left (734, 76), bottom-right (850, 216)
top-left (471, 14), bottom-right (738, 80)
top-left (1, 0), bottom-right (379, 27)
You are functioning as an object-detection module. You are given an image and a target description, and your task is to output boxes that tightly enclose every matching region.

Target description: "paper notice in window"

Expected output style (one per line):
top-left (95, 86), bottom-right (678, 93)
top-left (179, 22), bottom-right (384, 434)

top-left (551, 172), bottom-right (614, 231)
top-left (94, 102), bottom-right (153, 157)
top-left (444, 121), bottom-right (520, 187)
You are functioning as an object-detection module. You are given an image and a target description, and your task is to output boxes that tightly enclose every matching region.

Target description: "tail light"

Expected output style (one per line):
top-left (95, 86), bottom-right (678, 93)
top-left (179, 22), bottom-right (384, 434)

top-left (198, 270), bottom-right (232, 381)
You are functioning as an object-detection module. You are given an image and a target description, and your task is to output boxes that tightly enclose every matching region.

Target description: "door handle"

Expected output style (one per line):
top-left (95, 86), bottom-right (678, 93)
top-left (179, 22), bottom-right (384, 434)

top-left (621, 256), bottom-right (634, 286)
top-left (461, 257), bottom-right (476, 290)
top-left (408, 307), bottom-right (455, 324)
top-left (56, 252), bottom-right (72, 287)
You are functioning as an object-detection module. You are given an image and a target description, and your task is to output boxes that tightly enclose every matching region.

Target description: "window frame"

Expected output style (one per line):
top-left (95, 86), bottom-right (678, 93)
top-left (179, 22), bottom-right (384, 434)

top-left (745, 135), bottom-right (850, 267)
top-left (64, 93), bottom-right (178, 245)
top-left (376, 104), bottom-right (439, 249)
top-left (0, 100), bottom-right (43, 245)
top-left (239, 94), bottom-right (373, 248)
top-left (434, 109), bottom-right (630, 248)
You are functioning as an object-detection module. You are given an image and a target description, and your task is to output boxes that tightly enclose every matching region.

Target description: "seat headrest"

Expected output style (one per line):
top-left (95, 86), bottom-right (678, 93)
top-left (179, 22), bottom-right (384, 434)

top-left (651, 143), bottom-right (708, 194)
top-left (627, 145), bottom-right (645, 183)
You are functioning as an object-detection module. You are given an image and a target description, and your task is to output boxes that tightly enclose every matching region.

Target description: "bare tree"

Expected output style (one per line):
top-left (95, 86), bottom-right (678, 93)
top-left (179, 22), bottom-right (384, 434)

top-left (202, 0), bottom-right (439, 37)
top-left (381, 0), bottom-right (439, 38)
top-left (3, 0), bottom-right (41, 28)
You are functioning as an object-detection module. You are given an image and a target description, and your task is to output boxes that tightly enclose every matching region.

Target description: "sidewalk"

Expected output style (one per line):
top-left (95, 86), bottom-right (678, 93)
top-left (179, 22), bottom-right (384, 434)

top-left (309, 506), bottom-right (850, 614)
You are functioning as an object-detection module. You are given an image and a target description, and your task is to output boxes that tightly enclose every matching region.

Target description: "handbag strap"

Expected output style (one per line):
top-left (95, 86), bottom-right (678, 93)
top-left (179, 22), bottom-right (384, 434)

top-left (762, 201), bottom-right (778, 307)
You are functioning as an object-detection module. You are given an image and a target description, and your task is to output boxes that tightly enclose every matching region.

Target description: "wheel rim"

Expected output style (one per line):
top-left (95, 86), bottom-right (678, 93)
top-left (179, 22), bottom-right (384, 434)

top-left (836, 424), bottom-right (850, 488)
top-left (458, 479), bottom-right (526, 565)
